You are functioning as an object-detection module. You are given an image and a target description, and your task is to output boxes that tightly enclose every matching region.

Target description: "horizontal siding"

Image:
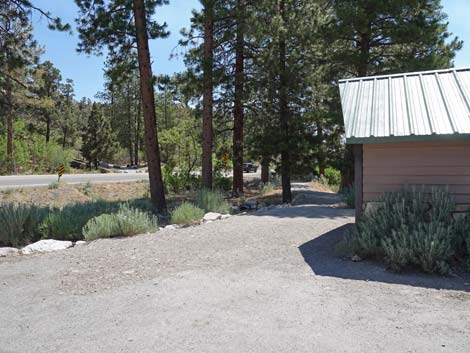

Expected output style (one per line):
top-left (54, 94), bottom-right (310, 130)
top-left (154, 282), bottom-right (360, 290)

top-left (363, 141), bottom-right (470, 204)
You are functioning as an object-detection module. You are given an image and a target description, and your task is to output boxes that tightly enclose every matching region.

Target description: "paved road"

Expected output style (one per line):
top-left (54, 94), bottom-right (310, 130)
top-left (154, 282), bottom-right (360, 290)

top-left (1, 190), bottom-right (469, 353)
top-left (0, 170), bottom-right (262, 189)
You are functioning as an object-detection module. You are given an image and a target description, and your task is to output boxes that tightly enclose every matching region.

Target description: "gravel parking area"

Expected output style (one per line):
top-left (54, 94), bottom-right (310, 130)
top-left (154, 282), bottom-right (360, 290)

top-left (1, 191), bottom-right (469, 353)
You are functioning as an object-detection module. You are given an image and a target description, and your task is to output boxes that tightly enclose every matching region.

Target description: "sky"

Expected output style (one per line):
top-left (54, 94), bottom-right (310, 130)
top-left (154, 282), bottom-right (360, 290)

top-left (32, 0), bottom-right (470, 100)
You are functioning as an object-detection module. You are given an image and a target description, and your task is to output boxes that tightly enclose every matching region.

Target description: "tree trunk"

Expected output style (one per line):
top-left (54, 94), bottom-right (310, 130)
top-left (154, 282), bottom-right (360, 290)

top-left (62, 126), bottom-right (67, 149)
top-left (6, 81), bottom-right (14, 173)
top-left (135, 93), bottom-right (141, 166)
top-left (127, 82), bottom-right (134, 166)
top-left (133, 0), bottom-right (166, 212)
top-left (45, 114), bottom-right (51, 143)
top-left (261, 158), bottom-right (269, 183)
top-left (278, 0), bottom-right (292, 204)
top-left (232, 0), bottom-right (245, 197)
top-left (202, 1), bottom-right (214, 189)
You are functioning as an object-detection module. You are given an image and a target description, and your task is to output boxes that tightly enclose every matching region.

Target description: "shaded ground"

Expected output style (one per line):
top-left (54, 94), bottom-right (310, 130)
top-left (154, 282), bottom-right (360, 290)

top-left (1, 189), bottom-right (469, 353)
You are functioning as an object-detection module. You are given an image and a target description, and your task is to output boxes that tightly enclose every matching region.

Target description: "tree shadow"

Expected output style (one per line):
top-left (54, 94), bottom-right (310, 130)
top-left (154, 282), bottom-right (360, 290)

top-left (299, 224), bottom-right (470, 292)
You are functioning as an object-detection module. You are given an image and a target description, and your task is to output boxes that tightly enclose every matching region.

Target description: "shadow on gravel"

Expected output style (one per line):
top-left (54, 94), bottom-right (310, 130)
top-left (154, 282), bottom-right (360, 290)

top-left (250, 204), bottom-right (354, 219)
top-left (299, 224), bottom-right (470, 292)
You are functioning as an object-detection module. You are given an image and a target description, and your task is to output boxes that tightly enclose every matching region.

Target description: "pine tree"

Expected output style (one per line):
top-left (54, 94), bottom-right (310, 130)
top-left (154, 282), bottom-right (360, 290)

top-left (75, 0), bottom-right (169, 212)
top-left (326, 0), bottom-right (462, 188)
top-left (81, 103), bottom-right (114, 169)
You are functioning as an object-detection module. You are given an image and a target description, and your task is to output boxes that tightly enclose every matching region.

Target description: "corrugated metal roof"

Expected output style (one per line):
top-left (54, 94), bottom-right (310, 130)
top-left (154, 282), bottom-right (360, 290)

top-left (339, 67), bottom-right (470, 144)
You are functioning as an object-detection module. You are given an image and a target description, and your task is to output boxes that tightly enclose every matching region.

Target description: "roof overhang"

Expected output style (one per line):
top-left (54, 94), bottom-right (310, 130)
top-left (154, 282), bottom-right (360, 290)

top-left (346, 133), bottom-right (470, 145)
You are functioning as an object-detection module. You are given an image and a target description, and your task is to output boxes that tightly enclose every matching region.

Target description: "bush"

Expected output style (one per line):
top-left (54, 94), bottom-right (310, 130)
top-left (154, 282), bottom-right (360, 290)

top-left (196, 188), bottom-right (229, 214)
top-left (83, 203), bottom-right (158, 241)
top-left (324, 167), bottom-right (341, 186)
top-left (214, 175), bottom-right (232, 192)
top-left (260, 182), bottom-right (274, 196)
top-left (40, 200), bottom-right (118, 241)
top-left (170, 202), bottom-right (205, 225)
top-left (0, 203), bottom-right (47, 247)
top-left (336, 187), bottom-right (461, 274)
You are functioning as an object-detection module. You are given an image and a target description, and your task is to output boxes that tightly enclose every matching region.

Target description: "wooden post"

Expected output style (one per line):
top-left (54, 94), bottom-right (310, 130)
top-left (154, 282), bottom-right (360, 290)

top-left (353, 144), bottom-right (363, 222)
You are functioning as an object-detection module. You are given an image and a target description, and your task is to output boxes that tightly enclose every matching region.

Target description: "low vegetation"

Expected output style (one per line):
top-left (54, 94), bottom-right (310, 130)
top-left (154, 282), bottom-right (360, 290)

top-left (337, 188), bottom-right (470, 274)
top-left (196, 188), bottom-right (230, 214)
top-left (0, 198), bottom-right (157, 247)
top-left (83, 204), bottom-right (158, 241)
top-left (170, 203), bottom-right (205, 225)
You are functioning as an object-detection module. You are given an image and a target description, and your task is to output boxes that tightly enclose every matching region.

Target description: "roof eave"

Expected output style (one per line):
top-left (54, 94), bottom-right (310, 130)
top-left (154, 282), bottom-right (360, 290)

top-left (346, 133), bottom-right (470, 145)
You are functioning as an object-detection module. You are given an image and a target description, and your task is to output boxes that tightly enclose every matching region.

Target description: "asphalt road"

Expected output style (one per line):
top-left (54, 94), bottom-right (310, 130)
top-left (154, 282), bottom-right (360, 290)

top-left (0, 170), bottom-right (262, 189)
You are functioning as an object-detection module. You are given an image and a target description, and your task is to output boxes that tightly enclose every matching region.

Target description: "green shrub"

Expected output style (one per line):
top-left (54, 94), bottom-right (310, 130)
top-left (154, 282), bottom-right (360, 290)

top-left (196, 188), bottom-right (229, 214)
top-left (0, 203), bottom-right (47, 247)
top-left (214, 176), bottom-right (232, 192)
top-left (82, 214), bottom-right (119, 241)
top-left (336, 187), bottom-right (461, 274)
top-left (40, 200), bottom-right (118, 241)
top-left (260, 182), bottom-right (274, 196)
top-left (48, 181), bottom-right (60, 190)
top-left (170, 202), bottom-right (205, 225)
top-left (82, 203), bottom-right (158, 241)
top-left (324, 167), bottom-right (341, 186)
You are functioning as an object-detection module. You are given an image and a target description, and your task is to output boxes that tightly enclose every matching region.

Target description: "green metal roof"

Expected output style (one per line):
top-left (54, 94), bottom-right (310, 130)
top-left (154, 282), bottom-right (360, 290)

top-left (338, 67), bottom-right (470, 144)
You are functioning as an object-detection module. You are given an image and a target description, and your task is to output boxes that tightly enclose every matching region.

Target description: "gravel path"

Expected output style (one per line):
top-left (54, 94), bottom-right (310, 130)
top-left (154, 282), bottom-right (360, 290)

top-left (1, 190), bottom-right (469, 353)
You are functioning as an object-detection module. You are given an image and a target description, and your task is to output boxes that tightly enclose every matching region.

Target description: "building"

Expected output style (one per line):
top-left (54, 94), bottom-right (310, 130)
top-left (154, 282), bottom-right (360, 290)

top-left (339, 67), bottom-right (470, 220)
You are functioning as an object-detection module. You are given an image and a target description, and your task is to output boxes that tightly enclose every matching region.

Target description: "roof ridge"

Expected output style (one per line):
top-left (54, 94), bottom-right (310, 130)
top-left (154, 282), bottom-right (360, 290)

top-left (339, 67), bottom-right (470, 83)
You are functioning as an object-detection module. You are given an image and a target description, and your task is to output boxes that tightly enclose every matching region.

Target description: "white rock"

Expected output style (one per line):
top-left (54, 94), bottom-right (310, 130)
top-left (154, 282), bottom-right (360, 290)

top-left (164, 225), bottom-right (177, 230)
top-left (351, 255), bottom-right (362, 262)
top-left (203, 212), bottom-right (222, 222)
top-left (220, 214), bottom-right (231, 219)
top-left (0, 247), bottom-right (19, 257)
top-left (21, 239), bottom-right (73, 255)
top-left (74, 241), bottom-right (87, 246)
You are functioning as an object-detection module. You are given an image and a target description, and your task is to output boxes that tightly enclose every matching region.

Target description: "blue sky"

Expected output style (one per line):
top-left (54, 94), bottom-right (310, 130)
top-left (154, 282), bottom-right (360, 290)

top-left (32, 0), bottom-right (470, 100)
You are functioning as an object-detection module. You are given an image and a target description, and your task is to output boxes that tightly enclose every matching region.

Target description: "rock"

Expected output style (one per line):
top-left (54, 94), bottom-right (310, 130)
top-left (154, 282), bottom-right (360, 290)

top-left (0, 247), bottom-right (19, 257)
top-left (220, 214), bottom-right (231, 219)
top-left (203, 212), bottom-right (222, 222)
top-left (351, 255), bottom-right (362, 262)
top-left (21, 240), bottom-right (73, 255)
top-left (164, 225), bottom-right (177, 230)
top-left (74, 241), bottom-right (87, 246)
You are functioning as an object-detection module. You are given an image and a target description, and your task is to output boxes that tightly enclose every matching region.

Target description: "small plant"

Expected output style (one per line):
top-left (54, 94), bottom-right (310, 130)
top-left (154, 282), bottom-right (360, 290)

top-left (170, 202), bottom-right (205, 225)
top-left (1, 188), bottom-right (14, 195)
top-left (48, 181), bottom-right (60, 190)
top-left (0, 203), bottom-right (47, 247)
top-left (82, 181), bottom-right (93, 196)
top-left (82, 203), bottom-right (158, 241)
top-left (196, 188), bottom-right (229, 214)
top-left (260, 182), bottom-right (274, 196)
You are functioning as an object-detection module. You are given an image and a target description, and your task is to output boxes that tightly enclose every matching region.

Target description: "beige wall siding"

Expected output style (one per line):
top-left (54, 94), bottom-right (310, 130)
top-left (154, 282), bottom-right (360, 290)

top-left (363, 141), bottom-right (470, 204)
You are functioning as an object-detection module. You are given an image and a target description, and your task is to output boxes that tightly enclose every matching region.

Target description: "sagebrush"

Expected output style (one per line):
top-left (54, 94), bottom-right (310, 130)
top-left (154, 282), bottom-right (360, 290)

top-left (170, 202), bottom-right (204, 225)
top-left (83, 203), bottom-right (158, 241)
top-left (196, 188), bottom-right (229, 214)
top-left (337, 188), bottom-right (470, 274)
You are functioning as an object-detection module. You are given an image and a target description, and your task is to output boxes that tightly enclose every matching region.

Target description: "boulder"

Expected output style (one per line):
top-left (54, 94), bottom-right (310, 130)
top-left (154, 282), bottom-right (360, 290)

top-left (0, 247), bottom-right (19, 257)
top-left (203, 212), bottom-right (222, 222)
top-left (21, 240), bottom-right (73, 255)
top-left (74, 241), bottom-right (87, 246)
top-left (220, 214), bottom-right (231, 220)
top-left (164, 225), bottom-right (178, 230)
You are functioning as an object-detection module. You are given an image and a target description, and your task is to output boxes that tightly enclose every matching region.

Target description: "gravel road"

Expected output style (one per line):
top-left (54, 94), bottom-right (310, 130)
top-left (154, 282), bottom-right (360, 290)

top-left (1, 190), bottom-right (469, 353)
